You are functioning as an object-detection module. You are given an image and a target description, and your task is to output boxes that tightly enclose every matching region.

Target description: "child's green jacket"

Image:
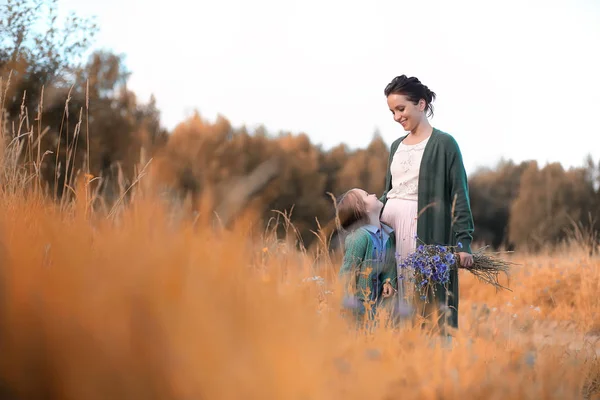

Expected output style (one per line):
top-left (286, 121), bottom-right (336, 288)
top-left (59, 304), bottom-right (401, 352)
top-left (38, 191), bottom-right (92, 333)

top-left (339, 224), bottom-right (398, 313)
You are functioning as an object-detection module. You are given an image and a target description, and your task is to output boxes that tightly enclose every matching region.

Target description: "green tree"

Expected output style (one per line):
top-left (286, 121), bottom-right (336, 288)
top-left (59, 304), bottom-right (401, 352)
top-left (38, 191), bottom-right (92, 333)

top-left (1, 2), bottom-right (165, 201)
top-left (1, 0), bottom-right (98, 118)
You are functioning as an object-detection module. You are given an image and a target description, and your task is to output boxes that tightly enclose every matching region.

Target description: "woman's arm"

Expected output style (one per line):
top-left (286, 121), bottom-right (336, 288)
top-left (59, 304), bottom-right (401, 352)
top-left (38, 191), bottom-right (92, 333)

top-left (447, 137), bottom-right (475, 254)
top-left (380, 150), bottom-right (394, 204)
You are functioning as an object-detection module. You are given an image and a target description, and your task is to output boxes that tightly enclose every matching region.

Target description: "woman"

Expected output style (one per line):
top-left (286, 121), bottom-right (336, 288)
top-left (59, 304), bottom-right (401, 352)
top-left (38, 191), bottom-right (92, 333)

top-left (379, 75), bottom-right (474, 335)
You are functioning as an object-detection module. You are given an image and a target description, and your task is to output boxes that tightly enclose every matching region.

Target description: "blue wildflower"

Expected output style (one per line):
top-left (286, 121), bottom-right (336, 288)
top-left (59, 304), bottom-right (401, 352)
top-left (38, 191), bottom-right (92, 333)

top-left (457, 242), bottom-right (463, 249)
top-left (398, 243), bottom-right (458, 300)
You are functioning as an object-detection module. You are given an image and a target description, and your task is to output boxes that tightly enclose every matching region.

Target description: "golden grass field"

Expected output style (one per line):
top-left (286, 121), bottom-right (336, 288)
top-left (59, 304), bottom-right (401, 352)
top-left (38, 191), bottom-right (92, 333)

top-left (0, 82), bottom-right (599, 399)
top-left (0, 185), bottom-right (599, 400)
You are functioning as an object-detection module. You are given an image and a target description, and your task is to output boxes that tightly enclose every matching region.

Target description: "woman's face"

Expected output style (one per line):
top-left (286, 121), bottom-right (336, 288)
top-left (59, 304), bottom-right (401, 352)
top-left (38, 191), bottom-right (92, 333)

top-left (386, 93), bottom-right (426, 132)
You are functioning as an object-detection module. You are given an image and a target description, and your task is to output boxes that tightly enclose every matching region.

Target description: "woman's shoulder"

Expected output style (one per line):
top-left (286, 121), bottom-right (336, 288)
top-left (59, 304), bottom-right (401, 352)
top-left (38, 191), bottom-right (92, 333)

top-left (432, 128), bottom-right (461, 152)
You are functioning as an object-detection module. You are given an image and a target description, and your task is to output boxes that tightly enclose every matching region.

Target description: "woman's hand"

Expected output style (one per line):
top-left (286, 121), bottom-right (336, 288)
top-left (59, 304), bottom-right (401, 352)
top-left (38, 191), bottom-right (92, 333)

top-left (382, 282), bottom-right (395, 297)
top-left (458, 252), bottom-right (473, 268)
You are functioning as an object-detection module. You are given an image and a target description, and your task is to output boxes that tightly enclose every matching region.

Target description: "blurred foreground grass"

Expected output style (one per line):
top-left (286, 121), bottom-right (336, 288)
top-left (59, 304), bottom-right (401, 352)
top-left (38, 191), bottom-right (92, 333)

top-left (0, 189), bottom-right (599, 400)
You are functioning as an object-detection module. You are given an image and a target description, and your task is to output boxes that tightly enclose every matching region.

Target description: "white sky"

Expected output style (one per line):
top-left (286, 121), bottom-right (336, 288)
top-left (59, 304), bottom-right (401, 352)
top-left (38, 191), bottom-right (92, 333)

top-left (56, 0), bottom-right (600, 174)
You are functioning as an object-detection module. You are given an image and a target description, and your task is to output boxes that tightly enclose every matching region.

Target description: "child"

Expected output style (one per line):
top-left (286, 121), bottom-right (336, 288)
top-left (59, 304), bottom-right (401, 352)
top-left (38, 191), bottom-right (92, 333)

top-left (336, 188), bottom-right (398, 325)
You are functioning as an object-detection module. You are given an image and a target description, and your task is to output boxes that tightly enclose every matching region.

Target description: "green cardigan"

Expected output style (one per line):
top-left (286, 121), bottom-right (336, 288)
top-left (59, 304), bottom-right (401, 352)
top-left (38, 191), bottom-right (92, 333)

top-left (338, 227), bottom-right (397, 315)
top-left (379, 127), bottom-right (475, 329)
top-left (380, 127), bottom-right (474, 253)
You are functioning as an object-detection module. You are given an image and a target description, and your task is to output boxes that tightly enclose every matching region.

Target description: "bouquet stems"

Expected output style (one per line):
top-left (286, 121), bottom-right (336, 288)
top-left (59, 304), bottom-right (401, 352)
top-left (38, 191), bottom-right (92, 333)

top-left (455, 246), bottom-right (514, 292)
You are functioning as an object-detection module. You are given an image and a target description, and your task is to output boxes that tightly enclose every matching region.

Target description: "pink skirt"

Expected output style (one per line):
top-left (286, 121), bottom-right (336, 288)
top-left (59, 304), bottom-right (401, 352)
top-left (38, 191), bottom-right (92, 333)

top-left (381, 198), bottom-right (419, 312)
top-left (381, 198), bottom-right (419, 261)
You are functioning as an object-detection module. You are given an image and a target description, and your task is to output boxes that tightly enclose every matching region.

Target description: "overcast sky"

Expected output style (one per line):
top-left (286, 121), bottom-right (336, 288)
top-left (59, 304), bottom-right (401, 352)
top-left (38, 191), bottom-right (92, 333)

top-left (56, 0), bottom-right (600, 174)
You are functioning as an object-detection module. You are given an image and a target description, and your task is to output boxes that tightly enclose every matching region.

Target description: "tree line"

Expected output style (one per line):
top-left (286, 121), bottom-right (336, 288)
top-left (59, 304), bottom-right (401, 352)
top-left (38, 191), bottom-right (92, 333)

top-left (2, 0), bottom-right (599, 252)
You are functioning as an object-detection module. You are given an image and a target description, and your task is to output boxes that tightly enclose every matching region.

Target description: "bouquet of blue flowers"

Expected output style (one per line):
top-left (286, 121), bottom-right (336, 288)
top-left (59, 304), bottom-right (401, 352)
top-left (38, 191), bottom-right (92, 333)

top-left (398, 241), bottom-right (513, 300)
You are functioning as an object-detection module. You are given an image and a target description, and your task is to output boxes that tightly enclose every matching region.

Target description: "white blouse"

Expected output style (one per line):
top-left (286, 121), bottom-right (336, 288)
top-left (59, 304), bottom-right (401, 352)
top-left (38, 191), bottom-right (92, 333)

top-left (386, 136), bottom-right (430, 201)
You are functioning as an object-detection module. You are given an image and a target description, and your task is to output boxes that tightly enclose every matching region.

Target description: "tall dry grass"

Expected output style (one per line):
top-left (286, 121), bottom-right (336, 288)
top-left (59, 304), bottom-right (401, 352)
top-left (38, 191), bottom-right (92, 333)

top-left (0, 81), bottom-right (600, 399)
top-left (2, 189), bottom-right (600, 400)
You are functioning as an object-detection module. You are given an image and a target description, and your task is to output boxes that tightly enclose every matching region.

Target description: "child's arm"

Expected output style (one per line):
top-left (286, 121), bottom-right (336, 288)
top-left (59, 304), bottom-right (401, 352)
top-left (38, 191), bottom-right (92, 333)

top-left (339, 230), bottom-right (369, 285)
top-left (380, 254), bottom-right (398, 291)
top-left (380, 259), bottom-right (397, 298)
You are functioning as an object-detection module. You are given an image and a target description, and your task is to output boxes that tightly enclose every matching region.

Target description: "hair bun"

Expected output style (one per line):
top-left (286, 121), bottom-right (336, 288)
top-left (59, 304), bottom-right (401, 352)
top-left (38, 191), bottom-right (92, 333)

top-left (425, 87), bottom-right (436, 103)
top-left (384, 75), bottom-right (436, 118)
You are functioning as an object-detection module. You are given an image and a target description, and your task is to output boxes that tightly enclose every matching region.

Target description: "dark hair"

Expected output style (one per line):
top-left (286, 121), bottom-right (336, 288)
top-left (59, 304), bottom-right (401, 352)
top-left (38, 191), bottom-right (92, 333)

top-left (335, 189), bottom-right (368, 231)
top-left (384, 75), bottom-right (437, 118)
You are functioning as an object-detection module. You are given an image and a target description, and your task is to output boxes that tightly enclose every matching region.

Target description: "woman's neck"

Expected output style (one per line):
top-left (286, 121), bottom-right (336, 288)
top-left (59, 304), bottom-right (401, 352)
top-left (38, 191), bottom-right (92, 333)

top-left (410, 119), bottom-right (433, 138)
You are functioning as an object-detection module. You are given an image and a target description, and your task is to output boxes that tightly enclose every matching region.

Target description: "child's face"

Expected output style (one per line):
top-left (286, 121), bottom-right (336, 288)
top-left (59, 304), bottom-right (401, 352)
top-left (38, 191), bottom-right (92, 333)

top-left (355, 189), bottom-right (382, 214)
